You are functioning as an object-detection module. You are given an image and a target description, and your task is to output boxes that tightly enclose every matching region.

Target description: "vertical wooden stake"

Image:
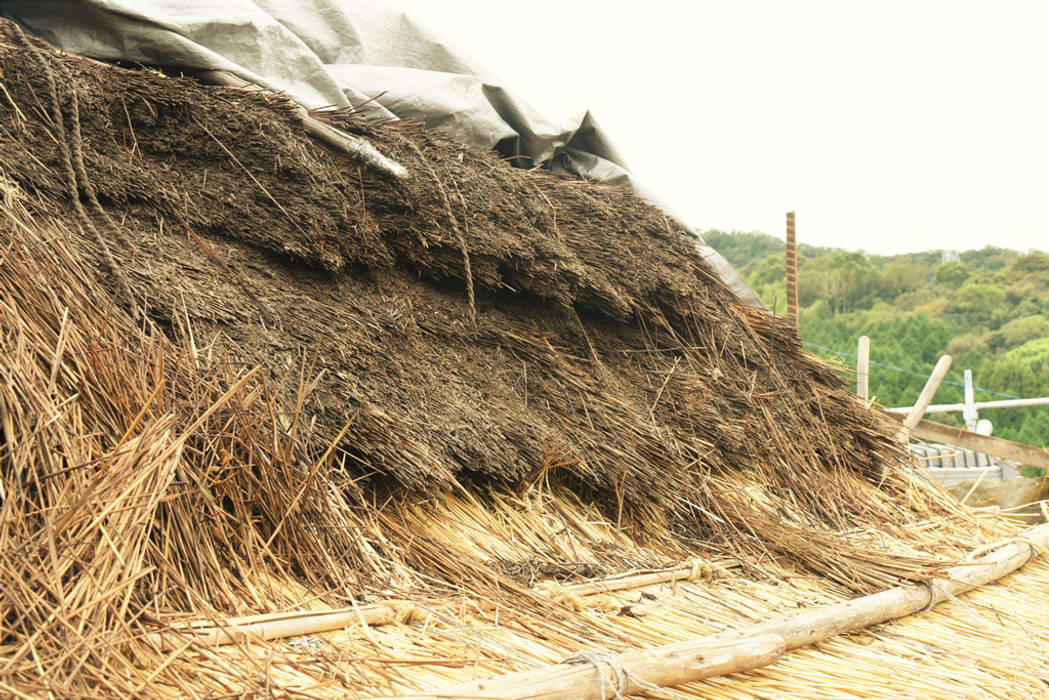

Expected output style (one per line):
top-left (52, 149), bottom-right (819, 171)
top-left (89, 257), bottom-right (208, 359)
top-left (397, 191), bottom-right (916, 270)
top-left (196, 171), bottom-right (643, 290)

top-left (898, 354), bottom-right (953, 442)
top-left (963, 369), bottom-right (978, 431)
top-left (857, 335), bottom-right (870, 401)
top-left (785, 211), bottom-right (798, 328)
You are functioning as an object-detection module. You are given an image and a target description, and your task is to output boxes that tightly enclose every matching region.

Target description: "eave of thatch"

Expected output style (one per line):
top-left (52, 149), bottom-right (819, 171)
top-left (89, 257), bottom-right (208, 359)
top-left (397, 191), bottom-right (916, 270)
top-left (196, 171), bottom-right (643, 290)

top-left (130, 494), bottom-right (1049, 698)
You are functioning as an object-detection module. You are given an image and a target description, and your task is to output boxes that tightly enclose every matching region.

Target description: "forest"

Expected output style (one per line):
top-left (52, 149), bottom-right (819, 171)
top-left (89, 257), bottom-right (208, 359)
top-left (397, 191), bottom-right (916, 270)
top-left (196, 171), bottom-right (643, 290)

top-left (706, 231), bottom-right (1049, 449)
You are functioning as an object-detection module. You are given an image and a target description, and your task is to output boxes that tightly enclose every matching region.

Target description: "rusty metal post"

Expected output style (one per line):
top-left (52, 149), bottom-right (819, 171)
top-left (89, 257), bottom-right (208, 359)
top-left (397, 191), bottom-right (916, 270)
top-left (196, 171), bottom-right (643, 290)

top-left (785, 211), bottom-right (798, 328)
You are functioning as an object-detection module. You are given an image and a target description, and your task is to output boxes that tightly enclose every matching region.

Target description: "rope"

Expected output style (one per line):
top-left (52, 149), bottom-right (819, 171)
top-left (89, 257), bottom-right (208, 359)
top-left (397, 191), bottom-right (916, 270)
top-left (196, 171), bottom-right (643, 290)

top-left (560, 649), bottom-right (684, 700)
top-left (7, 22), bottom-right (141, 320)
top-left (921, 578), bottom-right (946, 612)
top-left (687, 558), bottom-right (715, 581)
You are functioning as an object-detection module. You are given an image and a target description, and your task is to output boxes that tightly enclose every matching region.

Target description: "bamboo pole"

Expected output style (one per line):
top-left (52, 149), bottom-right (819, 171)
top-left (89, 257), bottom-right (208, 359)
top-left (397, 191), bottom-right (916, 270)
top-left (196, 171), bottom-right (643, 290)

top-left (703, 521), bottom-right (1049, 648)
top-left (887, 396), bottom-right (1049, 414)
top-left (785, 211), bottom-right (798, 327)
top-left (144, 560), bottom-right (731, 650)
top-left (377, 522), bottom-right (1049, 700)
top-left (145, 602), bottom-right (403, 650)
top-left (556, 558), bottom-right (734, 597)
top-left (857, 335), bottom-right (870, 400)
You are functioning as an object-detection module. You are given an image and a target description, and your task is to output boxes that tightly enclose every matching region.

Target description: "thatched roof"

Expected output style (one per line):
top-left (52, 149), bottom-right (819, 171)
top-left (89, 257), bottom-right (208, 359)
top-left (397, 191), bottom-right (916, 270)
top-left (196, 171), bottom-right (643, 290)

top-left (1, 21), bottom-right (1046, 698)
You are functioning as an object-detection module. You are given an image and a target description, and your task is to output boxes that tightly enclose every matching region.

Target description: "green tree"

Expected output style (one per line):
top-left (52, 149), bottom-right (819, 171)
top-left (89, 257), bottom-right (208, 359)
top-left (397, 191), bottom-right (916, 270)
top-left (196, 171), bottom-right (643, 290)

top-left (881, 260), bottom-right (927, 299)
top-left (950, 281), bottom-right (1007, 323)
top-left (1011, 251), bottom-right (1049, 276)
top-left (946, 332), bottom-right (990, 372)
top-left (983, 338), bottom-right (1049, 398)
top-left (703, 231), bottom-right (783, 270)
top-left (805, 251), bottom-right (883, 314)
top-left (934, 261), bottom-right (970, 288)
top-left (960, 246), bottom-right (1020, 271)
top-left (711, 230), bottom-right (1049, 443)
top-left (1012, 410), bottom-right (1049, 447)
top-left (997, 315), bottom-right (1049, 349)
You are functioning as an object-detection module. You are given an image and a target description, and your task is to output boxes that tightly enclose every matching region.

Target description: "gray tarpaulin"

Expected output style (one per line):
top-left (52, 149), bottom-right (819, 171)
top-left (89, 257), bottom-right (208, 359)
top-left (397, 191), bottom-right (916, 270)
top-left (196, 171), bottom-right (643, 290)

top-left (2, 0), bottom-right (759, 305)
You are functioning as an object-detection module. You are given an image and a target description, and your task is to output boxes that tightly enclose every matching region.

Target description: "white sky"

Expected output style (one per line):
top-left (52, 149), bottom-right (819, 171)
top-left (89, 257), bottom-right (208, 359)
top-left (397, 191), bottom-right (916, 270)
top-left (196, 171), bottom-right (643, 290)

top-left (395, 0), bottom-right (1048, 255)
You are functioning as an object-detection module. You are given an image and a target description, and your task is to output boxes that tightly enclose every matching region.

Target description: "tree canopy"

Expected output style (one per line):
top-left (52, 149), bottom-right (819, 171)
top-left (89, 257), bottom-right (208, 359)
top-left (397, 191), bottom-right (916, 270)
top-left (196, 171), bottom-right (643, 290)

top-left (704, 231), bottom-right (1049, 447)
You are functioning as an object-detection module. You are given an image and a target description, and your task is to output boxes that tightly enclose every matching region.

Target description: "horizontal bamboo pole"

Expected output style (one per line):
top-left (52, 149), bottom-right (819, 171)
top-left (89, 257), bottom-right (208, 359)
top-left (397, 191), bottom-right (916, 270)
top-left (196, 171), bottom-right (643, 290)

top-left (887, 396), bottom-right (1049, 414)
top-left (556, 558), bottom-right (731, 597)
top-left (376, 522), bottom-right (1049, 700)
top-left (145, 602), bottom-right (402, 650)
top-left (144, 560), bottom-right (725, 650)
top-left (703, 521), bottom-right (1049, 649)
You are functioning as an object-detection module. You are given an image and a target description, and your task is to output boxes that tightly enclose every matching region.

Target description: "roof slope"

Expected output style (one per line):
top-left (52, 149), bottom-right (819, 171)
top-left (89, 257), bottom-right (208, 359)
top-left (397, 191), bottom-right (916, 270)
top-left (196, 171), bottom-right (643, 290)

top-left (3, 22), bottom-right (1043, 698)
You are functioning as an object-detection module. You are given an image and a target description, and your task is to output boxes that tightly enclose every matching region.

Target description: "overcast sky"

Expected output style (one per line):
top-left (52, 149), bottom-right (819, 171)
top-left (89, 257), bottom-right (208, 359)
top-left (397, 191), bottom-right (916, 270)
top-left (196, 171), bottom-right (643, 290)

top-left (396, 0), bottom-right (1048, 255)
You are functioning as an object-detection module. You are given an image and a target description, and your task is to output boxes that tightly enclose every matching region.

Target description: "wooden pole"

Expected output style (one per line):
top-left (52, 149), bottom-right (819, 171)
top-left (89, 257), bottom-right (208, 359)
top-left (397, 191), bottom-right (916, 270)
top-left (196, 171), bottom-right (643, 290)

top-left (550, 561), bottom-right (727, 598)
top-left (857, 335), bottom-right (870, 400)
top-left (899, 354), bottom-right (952, 441)
top-left (375, 523), bottom-right (1049, 700)
top-left (785, 211), bottom-right (798, 327)
top-left (702, 521), bottom-right (1049, 648)
top-left (882, 411), bottom-right (1049, 469)
top-left (962, 369), bottom-right (978, 431)
top-left (385, 636), bottom-right (785, 700)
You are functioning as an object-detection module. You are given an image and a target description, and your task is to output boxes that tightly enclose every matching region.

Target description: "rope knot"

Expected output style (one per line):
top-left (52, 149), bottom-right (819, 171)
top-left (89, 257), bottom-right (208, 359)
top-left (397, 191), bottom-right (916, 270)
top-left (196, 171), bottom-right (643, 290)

top-left (560, 649), bottom-right (684, 700)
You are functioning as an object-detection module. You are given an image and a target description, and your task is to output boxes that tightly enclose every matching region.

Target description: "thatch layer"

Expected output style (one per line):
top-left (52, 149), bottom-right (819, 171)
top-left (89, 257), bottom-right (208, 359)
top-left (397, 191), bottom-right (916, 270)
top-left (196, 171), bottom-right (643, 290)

top-left (0, 22), bottom-right (986, 697)
top-left (0, 23), bottom-right (913, 522)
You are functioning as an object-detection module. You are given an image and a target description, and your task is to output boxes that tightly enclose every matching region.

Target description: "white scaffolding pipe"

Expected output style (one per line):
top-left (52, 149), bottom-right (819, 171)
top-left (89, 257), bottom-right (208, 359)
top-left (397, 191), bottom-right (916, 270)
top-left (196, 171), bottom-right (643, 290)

top-left (887, 396), bottom-right (1049, 414)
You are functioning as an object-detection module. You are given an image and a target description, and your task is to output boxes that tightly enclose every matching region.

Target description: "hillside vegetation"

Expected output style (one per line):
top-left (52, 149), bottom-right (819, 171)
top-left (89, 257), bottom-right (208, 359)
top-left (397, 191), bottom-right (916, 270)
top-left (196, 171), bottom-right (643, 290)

top-left (706, 231), bottom-right (1049, 447)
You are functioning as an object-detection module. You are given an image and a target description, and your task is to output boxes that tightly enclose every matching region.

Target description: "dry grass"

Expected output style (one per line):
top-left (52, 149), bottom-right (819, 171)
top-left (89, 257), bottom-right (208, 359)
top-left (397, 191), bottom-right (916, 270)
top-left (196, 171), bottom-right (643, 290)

top-left (0, 185), bottom-right (392, 695)
top-left (106, 497), bottom-right (1043, 699)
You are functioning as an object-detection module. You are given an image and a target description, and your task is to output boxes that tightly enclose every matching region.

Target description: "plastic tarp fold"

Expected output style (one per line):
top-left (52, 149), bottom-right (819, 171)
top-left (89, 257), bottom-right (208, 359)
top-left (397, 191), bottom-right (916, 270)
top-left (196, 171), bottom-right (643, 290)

top-left (2, 0), bottom-right (759, 305)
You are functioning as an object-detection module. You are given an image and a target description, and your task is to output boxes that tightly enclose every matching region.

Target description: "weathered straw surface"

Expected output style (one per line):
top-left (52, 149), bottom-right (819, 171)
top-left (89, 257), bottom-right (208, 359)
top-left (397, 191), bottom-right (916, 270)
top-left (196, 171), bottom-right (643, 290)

top-left (0, 21), bottom-right (1038, 698)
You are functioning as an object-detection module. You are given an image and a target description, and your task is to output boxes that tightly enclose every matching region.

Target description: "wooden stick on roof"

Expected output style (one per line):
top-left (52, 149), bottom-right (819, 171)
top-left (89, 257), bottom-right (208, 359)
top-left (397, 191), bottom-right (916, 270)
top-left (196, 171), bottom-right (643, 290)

top-left (197, 70), bottom-right (409, 180)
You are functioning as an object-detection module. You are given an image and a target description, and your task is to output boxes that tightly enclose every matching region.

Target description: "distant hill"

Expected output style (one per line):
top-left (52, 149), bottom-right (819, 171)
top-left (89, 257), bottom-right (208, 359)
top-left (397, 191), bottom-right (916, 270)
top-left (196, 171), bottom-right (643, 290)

top-left (704, 230), bottom-right (1049, 449)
